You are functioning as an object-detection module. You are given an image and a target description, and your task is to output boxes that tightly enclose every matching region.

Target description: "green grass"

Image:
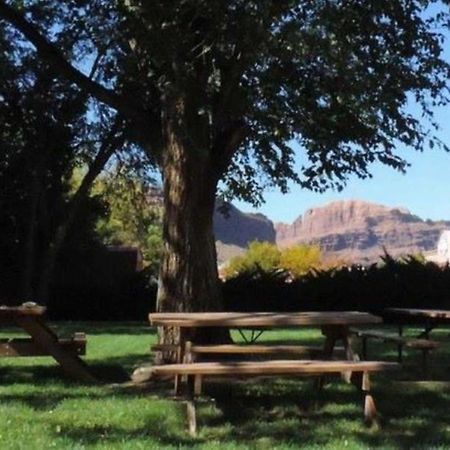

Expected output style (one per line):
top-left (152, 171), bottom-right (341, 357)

top-left (1, 323), bottom-right (450, 449)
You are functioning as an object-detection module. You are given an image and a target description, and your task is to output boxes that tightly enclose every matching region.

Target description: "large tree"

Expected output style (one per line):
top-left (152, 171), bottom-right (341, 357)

top-left (0, 20), bottom-right (126, 304)
top-left (1, 1), bottom-right (449, 322)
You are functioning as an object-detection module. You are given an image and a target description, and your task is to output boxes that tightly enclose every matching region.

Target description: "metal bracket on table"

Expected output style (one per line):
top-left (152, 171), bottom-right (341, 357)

top-left (237, 328), bottom-right (265, 343)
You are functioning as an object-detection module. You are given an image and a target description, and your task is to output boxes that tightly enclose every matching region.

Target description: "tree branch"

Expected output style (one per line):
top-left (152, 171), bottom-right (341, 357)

top-left (213, 121), bottom-right (248, 176)
top-left (37, 117), bottom-right (125, 303)
top-left (0, 1), bottom-right (142, 121)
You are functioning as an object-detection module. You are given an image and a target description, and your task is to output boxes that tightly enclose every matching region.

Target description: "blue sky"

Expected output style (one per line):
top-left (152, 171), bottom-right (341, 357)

top-left (235, 27), bottom-right (450, 224)
top-left (235, 106), bottom-right (450, 224)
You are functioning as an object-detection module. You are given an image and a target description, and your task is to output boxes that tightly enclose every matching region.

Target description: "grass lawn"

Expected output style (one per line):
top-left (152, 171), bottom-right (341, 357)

top-left (0, 322), bottom-right (449, 449)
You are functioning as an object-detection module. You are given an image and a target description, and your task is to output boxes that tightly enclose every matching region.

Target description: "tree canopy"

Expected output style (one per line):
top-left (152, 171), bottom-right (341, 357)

top-left (1, 1), bottom-right (449, 318)
top-left (0, 17), bottom-right (129, 304)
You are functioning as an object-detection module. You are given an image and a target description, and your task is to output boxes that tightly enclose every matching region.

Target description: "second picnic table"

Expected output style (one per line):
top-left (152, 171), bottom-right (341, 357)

top-left (0, 304), bottom-right (96, 383)
top-left (385, 307), bottom-right (450, 338)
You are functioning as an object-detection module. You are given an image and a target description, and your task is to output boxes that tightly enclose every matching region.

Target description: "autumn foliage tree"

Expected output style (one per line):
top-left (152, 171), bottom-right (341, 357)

top-left (1, 1), bottom-right (449, 329)
top-left (224, 241), bottom-right (282, 276)
top-left (280, 245), bottom-right (322, 278)
top-left (224, 241), bottom-right (322, 278)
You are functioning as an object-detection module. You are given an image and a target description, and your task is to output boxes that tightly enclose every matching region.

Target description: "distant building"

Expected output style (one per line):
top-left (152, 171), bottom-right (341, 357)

top-left (425, 230), bottom-right (450, 264)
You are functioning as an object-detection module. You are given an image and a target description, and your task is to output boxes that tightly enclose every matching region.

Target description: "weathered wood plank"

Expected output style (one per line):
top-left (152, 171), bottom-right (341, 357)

top-left (132, 359), bottom-right (398, 382)
top-left (0, 335), bottom-right (86, 357)
top-left (0, 305), bottom-right (46, 325)
top-left (385, 308), bottom-right (450, 321)
top-left (189, 344), bottom-right (342, 356)
top-left (149, 312), bottom-right (382, 328)
top-left (16, 317), bottom-right (96, 383)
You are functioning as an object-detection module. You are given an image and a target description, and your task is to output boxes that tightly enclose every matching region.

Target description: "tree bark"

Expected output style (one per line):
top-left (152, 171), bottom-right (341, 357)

top-left (156, 98), bottom-right (227, 354)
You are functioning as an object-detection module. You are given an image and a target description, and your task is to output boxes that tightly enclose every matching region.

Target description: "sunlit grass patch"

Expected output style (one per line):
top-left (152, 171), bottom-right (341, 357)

top-left (0, 322), bottom-right (449, 449)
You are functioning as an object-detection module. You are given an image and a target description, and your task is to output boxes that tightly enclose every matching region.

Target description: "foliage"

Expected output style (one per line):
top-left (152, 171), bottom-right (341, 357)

top-left (0, 19), bottom-right (134, 304)
top-left (2, 1), bottom-right (448, 197)
top-left (2, 0), bottom-right (450, 312)
top-left (223, 253), bottom-right (450, 312)
top-left (224, 241), bottom-right (281, 276)
top-left (49, 263), bottom-right (157, 321)
top-left (0, 23), bottom-right (89, 302)
top-left (224, 241), bottom-right (323, 279)
top-left (279, 244), bottom-right (322, 277)
top-left (92, 167), bottom-right (163, 275)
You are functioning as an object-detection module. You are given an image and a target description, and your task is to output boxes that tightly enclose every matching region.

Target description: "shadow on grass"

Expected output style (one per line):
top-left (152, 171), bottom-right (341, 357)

top-left (1, 371), bottom-right (450, 448)
top-left (47, 420), bottom-right (195, 448)
top-left (199, 378), bottom-right (450, 448)
top-left (49, 322), bottom-right (157, 336)
top-left (89, 353), bottom-right (156, 381)
top-left (0, 324), bottom-right (449, 448)
top-left (0, 351), bottom-right (154, 385)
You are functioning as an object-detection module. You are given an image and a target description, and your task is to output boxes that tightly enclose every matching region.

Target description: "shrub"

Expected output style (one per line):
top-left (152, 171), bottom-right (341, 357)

top-left (224, 241), bottom-right (281, 278)
top-left (279, 244), bottom-right (322, 277)
top-left (224, 242), bottom-right (325, 279)
top-left (222, 253), bottom-right (450, 313)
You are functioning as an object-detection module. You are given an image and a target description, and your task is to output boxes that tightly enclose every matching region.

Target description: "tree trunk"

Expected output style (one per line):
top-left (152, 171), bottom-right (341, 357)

top-left (19, 168), bottom-right (41, 304)
top-left (156, 99), bottom-right (227, 354)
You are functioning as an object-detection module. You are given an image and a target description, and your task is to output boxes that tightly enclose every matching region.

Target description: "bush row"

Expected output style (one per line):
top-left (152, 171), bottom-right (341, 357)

top-left (47, 255), bottom-right (450, 320)
top-left (224, 256), bottom-right (450, 313)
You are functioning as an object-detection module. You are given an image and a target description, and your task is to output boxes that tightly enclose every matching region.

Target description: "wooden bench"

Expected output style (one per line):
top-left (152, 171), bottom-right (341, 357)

top-left (151, 341), bottom-right (347, 391)
top-left (0, 332), bottom-right (86, 357)
top-left (133, 359), bottom-right (399, 435)
top-left (151, 342), bottom-right (345, 360)
top-left (350, 328), bottom-right (439, 374)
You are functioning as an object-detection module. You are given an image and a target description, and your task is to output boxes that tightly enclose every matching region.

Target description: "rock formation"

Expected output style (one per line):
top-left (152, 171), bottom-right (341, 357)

top-left (275, 200), bottom-right (450, 263)
top-left (144, 187), bottom-right (449, 264)
top-left (213, 203), bottom-right (276, 263)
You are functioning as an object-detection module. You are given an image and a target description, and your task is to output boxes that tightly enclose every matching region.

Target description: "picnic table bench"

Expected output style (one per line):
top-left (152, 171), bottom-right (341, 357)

top-left (151, 342), bottom-right (346, 360)
top-left (0, 304), bottom-right (96, 383)
top-left (137, 311), bottom-right (399, 434)
top-left (349, 327), bottom-right (439, 373)
top-left (134, 358), bottom-right (399, 435)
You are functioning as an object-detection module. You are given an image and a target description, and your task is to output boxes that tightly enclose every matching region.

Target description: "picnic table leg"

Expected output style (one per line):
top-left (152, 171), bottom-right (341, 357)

top-left (321, 325), bottom-right (340, 358)
top-left (361, 336), bottom-right (368, 360)
top-left (347, 370), bottom-right (378, 426)
top-left (397, 325), bottom-right (403, 363)
top-left (16, 317), bottom-right (96, 384)
top-left (317, 325), bottom-right (343, 388)
top-left (321, 325), bottom-right (359, 384)
top-left (341, 328), bottom-right (360, 383)
top-left (186, 375), bottom-right (197, 436)
top-left (173, 328), bottom-right (195, 395)
top-left (421, 349), bottom-right (430, 379)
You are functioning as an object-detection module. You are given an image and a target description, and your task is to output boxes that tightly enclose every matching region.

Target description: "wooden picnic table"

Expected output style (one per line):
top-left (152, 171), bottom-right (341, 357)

top-left (149, 311), bottom-right (382, 364)
top-left (384, 307), bottom-right (450, 338)
top-left (385, 308), bottom-right (450, 322)
top-left (142, 311), bottom-right (394, 433)
top-left (0, 304), bottom-right (96, 383)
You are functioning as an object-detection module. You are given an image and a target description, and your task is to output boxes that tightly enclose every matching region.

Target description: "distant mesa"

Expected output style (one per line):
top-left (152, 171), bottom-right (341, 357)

top-left (274, 199), bottom-right (450, 263)
top-left (215, 199), bottom-right (450, 265)
top-left (145, 188), bottom-right (449, 265)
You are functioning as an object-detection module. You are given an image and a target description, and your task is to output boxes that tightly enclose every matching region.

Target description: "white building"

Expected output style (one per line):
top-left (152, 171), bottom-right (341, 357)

top-left (425, 230), bottom-right (450, 264)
